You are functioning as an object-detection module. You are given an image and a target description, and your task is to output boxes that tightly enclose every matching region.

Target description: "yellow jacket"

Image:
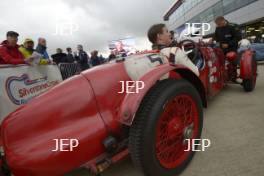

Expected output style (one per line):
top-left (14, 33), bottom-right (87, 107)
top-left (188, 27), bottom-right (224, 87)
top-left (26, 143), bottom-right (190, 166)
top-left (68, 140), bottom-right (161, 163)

top-left (19, 46), bottom-right (33, 60)
top-left (19, 46), bottom-right (49, 65)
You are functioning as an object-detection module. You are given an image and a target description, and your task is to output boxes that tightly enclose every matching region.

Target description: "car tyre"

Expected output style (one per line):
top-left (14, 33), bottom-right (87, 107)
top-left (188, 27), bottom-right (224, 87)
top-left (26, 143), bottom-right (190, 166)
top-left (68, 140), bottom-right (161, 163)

top-left (129, 79), bottom-right (203, 176)
top-left (242, 59), bottom-right (257, 92)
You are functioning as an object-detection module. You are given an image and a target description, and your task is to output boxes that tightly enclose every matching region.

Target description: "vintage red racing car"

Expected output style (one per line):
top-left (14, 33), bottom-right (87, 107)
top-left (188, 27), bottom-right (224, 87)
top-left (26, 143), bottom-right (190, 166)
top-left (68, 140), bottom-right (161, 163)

top-left (0, 40), bottom-right (257, 176)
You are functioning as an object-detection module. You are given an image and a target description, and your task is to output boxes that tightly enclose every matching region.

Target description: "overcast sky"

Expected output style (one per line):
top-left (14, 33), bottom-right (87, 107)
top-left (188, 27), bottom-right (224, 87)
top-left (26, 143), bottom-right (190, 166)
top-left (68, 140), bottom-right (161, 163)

top-left (0, 0), bottom-right (174, 56)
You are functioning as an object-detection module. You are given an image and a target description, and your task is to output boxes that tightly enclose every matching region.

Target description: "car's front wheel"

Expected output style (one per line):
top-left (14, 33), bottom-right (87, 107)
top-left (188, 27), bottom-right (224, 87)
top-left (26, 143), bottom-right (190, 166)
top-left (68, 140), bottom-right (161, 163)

top-left (129, 79), bottom-right (203, 176)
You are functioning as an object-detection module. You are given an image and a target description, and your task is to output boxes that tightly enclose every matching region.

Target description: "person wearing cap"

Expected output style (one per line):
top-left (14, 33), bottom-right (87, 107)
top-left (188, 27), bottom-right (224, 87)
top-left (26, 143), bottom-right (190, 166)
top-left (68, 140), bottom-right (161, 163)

top-left (0, 31), bottom-right (27, 65)
top-left (19, 38), bottom-right (35, 59)
top-left (19, 39), bottom-right (49, 65)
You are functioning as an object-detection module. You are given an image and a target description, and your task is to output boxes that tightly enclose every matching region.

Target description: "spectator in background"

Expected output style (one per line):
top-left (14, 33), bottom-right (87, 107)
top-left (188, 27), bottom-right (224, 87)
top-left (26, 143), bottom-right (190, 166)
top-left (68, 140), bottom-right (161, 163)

top-left (0, 31), bottom-right (27, 65)
top-left (19, 38), bottom-right (35, 60)
top-left (90, 50), bottom-right (101, 66)
top-left (116, 41), bottom-right (125, 53)
top-left (99, 54), bottom-right (105, 64)
top-left (74, 45), bottom-right (89, 70)
top-left (51, 48), bottom-right (67, 64)
top-left (36, 38), bottom-right (51, 64)
top-left (108, 51), bottom-right (116, 61)
top-left (20, 38), bottom-right (50, 65)
top-left (66, 47), bottom-right (75, 63)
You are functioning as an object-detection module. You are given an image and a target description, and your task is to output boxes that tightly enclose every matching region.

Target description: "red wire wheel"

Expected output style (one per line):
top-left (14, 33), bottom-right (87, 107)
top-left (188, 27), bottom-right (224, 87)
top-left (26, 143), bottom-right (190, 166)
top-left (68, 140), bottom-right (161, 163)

top-left (155, 94), bottom-right (199, 169)
top-left (252, 59), bottom-right (257, 86)
top-left (242, 57), bottom-right (257, 92)
top-left (129, 79), bottom-right (203, 176)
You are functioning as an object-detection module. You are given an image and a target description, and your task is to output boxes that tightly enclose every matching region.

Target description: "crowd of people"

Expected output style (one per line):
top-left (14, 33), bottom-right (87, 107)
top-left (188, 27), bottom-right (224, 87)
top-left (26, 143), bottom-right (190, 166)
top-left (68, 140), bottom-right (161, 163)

top-left (0, 31), bottom-right (110, 71)
top-left (0, 15), bottom-right (243, 73)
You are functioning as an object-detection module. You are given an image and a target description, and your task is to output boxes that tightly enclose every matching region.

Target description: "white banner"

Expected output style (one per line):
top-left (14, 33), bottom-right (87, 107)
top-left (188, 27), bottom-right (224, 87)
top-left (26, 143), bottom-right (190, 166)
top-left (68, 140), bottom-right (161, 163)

top-left (0, 64), bottom-right (63, 122)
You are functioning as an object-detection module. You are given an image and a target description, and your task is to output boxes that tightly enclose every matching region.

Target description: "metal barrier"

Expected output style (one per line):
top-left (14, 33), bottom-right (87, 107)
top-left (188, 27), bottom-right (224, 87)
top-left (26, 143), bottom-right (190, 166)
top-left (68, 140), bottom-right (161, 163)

top-left (58, 63), bottom-right (81, 80)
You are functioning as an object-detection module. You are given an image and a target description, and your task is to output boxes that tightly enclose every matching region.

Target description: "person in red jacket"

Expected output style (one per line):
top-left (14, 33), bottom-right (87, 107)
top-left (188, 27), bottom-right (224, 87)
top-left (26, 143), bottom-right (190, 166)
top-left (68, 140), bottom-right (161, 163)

top-left (0, 31), bottom-right (26, 65)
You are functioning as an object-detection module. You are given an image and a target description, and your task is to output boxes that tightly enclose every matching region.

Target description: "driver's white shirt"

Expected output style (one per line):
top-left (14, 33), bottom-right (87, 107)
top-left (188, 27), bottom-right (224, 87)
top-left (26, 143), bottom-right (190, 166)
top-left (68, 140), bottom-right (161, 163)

top-left (160, 47), bottom-right (199, 76)
top-left (123, 47), bottom-right (199, 81)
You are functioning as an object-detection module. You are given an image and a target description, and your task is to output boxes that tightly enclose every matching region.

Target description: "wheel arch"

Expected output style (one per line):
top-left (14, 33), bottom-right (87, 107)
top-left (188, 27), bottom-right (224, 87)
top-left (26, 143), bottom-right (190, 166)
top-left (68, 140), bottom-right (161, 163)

top-left (118, 64), bottom-right (207, 126)
top-left (174, 68), bottom-right (207, 108)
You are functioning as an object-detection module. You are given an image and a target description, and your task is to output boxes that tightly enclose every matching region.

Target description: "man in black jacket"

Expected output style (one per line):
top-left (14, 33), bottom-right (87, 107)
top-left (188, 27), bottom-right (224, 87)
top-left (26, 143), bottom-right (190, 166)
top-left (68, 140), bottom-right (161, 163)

top-left (51, 48), bottom-right (67, 64)
top-left (213, 16), bottom-right (242, 82)
top-left (66, 47), bottom-right (75, 63)
top-left (213, 16), bottom-right (242, 54)
top-left (74, 45), bottom-right (89, 71)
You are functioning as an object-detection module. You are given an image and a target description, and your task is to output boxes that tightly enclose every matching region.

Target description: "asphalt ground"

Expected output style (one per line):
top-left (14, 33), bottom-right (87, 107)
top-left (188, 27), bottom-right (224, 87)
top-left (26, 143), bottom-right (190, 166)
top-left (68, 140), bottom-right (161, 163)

top-left (68, 64), bottom-right (264, 176)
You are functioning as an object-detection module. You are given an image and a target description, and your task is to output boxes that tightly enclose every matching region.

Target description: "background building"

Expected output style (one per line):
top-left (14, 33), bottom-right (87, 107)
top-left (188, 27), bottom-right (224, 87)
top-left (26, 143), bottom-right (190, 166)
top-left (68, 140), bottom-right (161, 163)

top-left (164, 0), bottom-right (264, 42)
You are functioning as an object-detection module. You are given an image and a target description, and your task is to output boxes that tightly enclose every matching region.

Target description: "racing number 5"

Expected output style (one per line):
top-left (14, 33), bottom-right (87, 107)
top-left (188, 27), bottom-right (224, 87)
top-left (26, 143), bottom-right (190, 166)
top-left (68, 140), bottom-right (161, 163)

top-left (148, 54), bottom-right (163, 65)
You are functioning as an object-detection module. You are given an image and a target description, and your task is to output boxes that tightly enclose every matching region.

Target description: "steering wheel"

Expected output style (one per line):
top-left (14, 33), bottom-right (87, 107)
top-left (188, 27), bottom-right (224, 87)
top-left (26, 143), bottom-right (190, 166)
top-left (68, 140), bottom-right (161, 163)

top-left (178, 39), bottom-right (199, 63)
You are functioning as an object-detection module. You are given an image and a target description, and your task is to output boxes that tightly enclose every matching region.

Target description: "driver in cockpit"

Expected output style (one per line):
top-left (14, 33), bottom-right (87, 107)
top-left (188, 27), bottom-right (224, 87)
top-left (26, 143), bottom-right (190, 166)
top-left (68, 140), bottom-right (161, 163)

top-left (148, 23), bottom-right (172, 50)
top-left (147, 23), bottom-right (200, 76)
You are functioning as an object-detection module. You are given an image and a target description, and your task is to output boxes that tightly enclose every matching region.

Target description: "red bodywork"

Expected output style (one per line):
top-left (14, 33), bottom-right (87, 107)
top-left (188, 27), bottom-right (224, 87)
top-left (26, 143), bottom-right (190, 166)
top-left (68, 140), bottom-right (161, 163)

top-left (0, 47), bottom-right (256, 175)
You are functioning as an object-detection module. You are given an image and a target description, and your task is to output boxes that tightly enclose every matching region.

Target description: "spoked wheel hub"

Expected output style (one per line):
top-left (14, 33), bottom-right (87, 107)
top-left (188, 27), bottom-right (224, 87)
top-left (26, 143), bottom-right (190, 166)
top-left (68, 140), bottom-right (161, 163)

top-left (155, 94), bottom-right (199, 169)
top-left (183, 123), bottom-right (194, 142)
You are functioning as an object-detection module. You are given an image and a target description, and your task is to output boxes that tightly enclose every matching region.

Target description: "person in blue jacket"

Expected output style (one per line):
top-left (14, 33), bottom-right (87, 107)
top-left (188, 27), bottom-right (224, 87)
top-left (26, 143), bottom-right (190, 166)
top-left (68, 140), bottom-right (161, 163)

top-left (35, 37), bottom-right (51, 64)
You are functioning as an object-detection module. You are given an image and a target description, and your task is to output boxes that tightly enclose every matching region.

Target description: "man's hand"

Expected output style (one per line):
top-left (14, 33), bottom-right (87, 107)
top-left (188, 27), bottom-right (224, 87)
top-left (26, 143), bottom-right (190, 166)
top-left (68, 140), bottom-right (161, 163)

top-left (221, 43), bottom-right (229, 48)
top-left (47, 59), bottom-right (55, 65)
top-left (208, 38), bottom-right (213, 44)
top-left (24, 59), bottom-right (32, 65)
top-left (25, 56), bottom-right (34, 65)
top-left (27, 56), bottom-right (35, 61)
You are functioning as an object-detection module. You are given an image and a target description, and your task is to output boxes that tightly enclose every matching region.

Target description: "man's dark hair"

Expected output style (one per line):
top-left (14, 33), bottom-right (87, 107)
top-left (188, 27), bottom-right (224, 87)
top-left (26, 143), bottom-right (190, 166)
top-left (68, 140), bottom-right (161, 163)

top-left (6, 31), bottom-right (19, 37)
top-left (66, 47), bottom-right (72, 52)
top-left (56, 48), bottom-right (63, 53)
top-left (148, 23), bottom-right (166, 44)
top-left (215, 16), bottom-right (225, 23)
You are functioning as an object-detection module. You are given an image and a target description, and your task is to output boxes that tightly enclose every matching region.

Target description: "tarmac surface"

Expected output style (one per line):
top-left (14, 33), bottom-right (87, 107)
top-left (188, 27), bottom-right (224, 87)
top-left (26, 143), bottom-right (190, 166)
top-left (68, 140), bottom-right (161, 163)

top-left (68, 64), bottom-right (264, 176)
